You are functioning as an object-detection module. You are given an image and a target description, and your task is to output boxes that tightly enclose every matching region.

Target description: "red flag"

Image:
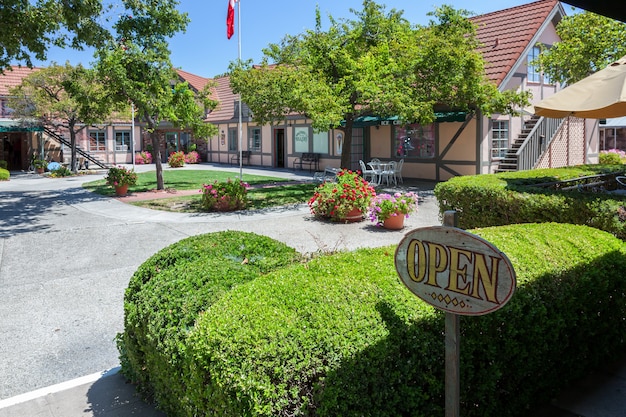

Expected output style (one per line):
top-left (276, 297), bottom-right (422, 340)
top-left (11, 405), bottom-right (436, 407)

top-left (227, 0), bottom-right (236, 39)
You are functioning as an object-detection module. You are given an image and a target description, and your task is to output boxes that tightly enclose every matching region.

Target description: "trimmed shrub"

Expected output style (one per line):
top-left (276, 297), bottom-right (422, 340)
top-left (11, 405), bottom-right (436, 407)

top-left (49, 165), bottom-right (72, 177)
top-left (168, 151), bottom-right (185, 167)
top-left (0, 167), bottom-right (8, 180)
top-left (200, 179), bottom-right (249, 211)
top-left (135, 151), bottom-right (152, 164)
top-left (599, 149), bottom-right (625, 165)
top-left (120, 227), bottom-right (626, 417)
top-left (434, 166), bottom-right (626, 239)
top-left (117, 231), bottom-right (302, 413)
top-left (184, 151), bottom-right (201, 164)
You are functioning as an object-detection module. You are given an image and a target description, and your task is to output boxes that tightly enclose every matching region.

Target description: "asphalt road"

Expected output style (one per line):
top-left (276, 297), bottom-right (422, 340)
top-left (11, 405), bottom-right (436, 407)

top-left (0, 165), bottom-right (441, 400)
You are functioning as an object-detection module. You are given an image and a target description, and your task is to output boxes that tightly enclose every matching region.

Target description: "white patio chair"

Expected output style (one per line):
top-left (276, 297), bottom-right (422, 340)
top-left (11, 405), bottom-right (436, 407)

top-left (381, 160), bottom-right (397, 186)
top-left (367, 159), bottom-right (383, 185)
top-left (359, 160), bottom-right (377, 184)
top-left (394, 159), bottom-right (404, 184)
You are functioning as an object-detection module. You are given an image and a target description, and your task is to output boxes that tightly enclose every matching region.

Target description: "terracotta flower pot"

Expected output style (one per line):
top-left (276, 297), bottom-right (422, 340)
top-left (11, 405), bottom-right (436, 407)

top-left (341, 208), bottom-right (363, 223)
top-left (383, 212), bottom-right (405, 230)
top-left (115, 184), bottom-right (129, 196)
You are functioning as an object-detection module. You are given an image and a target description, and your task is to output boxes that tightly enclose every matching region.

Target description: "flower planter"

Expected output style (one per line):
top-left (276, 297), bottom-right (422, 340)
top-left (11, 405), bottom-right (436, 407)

top-left (36, 167), bottom-right (44, 174)
top-left (115, 184), bottom-right (129, 196)
top-left (341, 208), bottom-right (364, 223)
top-left (383, 212), bottom-right (405, 230)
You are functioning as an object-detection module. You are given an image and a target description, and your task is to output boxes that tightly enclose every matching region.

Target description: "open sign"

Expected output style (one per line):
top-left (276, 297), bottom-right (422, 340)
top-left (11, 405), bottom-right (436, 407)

top-left (395, 226), bottom-right (516, 316)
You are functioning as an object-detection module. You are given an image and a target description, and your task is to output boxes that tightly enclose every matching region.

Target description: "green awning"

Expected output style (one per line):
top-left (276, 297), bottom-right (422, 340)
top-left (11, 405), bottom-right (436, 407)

top-left (0, 120), bottom-right (43, 132)
top-left (345, 112), bottom-right (468, 127)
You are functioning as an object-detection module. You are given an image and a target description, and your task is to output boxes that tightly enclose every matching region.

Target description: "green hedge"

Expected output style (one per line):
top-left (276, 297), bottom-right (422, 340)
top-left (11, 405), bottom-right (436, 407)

top-left (120, 227), bottom-right (626, 417)
top-left (434, 165), bottom-right (626, 239)
top-left (117, 231), bottom-right (302, 412)
top-left (0, 167), bottom-right (8, 181)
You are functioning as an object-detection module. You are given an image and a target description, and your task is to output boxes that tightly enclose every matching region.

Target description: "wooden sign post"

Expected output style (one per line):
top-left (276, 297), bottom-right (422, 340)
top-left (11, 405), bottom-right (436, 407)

top-left (394, 211), bottom-right (516, 417)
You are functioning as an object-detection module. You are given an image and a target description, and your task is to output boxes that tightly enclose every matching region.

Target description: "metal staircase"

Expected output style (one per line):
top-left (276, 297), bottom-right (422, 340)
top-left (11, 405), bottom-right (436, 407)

top-left (495, 115), bottom-right (565, 173)
top-left (44, 127), bottom-right (112, 170)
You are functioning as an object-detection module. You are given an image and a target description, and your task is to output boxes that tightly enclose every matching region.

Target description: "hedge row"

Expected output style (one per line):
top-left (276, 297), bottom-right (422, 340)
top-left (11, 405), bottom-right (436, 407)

top-left (119, 226), bottom-right (626, 416)
top-left (117, 231), bottom-right (303, 412)
top-left (434, 165), bottom-right (626, 239)
top-left (0, 167), bottom-right (8, 181)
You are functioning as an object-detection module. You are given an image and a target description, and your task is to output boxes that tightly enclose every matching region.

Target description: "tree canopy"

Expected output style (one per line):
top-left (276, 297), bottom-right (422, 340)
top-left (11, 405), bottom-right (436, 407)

top-left (0, 0), bottom-right (111, 72)
top-left (8, 63), bottom-right (118, 172)
top-left (230, 0), bottom-right (529, 168)
top-left (95, 0), bottom-right (217, 189)
top-left (536, 11), bottom-right (626, 85)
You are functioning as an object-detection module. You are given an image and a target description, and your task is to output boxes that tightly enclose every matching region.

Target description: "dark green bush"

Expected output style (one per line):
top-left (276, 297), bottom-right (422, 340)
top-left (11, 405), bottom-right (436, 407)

top-left (0, 160), bottom-right (7, 169)
top-left (117, 231), bottom-right (302, 412)
top-left (116, 226), bottom-right (626, 417)
top-left (434, 165), bottom-right (626, 239)
top-left (0, 167), bottom-right (8, 181)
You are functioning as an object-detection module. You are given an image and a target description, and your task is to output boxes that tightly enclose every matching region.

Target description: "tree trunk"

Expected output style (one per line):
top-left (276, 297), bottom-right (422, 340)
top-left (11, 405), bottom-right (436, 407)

top-left (68, 121), bottom-right (78, 174)
top-left (151, 132), bottom-right (164, 190)
top-left (340, 115), bottom-right (354, 169)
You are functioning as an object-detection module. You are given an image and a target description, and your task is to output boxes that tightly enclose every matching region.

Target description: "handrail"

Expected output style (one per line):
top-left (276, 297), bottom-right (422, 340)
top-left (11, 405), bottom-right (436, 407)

top-left (43, 127), bottom-right (111, 170)
top-left (515, 116), bottom-right (566, 171)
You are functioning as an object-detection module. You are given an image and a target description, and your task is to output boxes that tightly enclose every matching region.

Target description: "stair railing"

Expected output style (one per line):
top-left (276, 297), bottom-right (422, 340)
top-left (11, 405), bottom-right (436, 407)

top-left (515, 116), bottom-right (565, 171)
top-left (43, 127), bottom-right (112, 169)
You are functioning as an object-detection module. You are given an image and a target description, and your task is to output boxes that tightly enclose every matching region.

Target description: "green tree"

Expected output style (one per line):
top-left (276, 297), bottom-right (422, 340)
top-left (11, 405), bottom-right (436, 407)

top-left (95, 1), bottom-right (217, 190)
top-left (536, 11), bottom-right (626, 85)
top-left (8, 63), bottom-right (118, 173)
top-left (230, 1), bottom-right (528, 168)
top-left (0, 0), bottom-right (111, 72)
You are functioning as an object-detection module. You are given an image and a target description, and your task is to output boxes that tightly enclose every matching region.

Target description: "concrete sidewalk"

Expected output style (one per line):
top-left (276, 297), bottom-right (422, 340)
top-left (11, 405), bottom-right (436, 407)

top-left (1, 163), bottom-right (625, 417)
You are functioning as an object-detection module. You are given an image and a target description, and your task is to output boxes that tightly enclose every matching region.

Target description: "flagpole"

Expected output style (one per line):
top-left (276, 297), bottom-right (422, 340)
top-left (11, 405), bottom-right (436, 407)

top-left (237, 0), bottom-right (243, 180)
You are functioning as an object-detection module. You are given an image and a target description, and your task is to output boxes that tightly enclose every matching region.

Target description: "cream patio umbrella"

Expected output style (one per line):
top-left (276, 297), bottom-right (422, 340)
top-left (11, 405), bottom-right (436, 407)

top-left (534, 55), bottom-right (626, 118)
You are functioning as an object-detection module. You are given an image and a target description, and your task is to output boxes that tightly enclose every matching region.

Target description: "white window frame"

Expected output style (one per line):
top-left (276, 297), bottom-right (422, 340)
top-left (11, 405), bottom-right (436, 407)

top-left (115, 131), bottom-right (131, 151)
top-left (491, 120), bottom-right (509, 160)
top-left (89, 131), bottom-right (106, 152)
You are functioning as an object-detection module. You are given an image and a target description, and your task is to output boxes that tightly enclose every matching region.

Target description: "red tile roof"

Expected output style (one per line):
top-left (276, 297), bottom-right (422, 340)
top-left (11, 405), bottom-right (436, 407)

top-left (471, 0), bottom-right (561, 86)
top-left (176, 68), bottom-right (211, 92)
top-left (204, 76), bottom-right (236, 122)
top-left (0, 66), bottom-right (40, 96)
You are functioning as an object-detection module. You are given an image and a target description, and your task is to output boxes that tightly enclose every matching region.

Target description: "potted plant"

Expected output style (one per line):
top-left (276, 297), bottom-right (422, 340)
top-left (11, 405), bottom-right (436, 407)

top-left (105, 165), bottom-right (138, 196)
top-left (308, 169), bottom-right (376, 222)
top-left (34, 159), bottom-right (47, 173)
top-left (368, 192), bottom-right (418, 229)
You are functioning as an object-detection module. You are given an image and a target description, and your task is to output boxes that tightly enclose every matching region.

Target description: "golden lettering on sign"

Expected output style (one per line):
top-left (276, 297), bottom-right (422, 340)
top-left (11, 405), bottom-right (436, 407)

top-left (406, 239), bottom-right (500, 304)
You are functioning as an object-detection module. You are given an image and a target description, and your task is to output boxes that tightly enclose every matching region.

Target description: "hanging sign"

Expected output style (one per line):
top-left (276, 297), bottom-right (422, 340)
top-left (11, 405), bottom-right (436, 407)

top-left (394, 226), bottom-right (516, 316)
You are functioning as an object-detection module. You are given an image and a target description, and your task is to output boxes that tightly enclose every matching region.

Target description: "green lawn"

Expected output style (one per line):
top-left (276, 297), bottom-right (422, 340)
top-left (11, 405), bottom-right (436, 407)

top-left (83, 169), bottom-right (318, 212)
top-left (83, 169), bottom-right (299, 195)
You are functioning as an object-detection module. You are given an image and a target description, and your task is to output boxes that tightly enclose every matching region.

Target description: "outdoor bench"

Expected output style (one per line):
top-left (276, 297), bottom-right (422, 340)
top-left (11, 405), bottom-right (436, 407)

top-left (230, 150), bottom-right (251, 165)
top-left (293, 152), bottom-right (320, 172)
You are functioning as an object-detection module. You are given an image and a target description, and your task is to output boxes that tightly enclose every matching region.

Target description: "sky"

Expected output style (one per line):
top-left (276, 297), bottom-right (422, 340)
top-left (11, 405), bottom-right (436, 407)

top-left (30, 0), bottom-right (581, 78)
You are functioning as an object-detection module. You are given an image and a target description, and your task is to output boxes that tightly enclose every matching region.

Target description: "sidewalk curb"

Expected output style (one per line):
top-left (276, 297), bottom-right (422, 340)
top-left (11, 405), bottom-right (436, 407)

top-left (0, 367), bottom-right (120, 409)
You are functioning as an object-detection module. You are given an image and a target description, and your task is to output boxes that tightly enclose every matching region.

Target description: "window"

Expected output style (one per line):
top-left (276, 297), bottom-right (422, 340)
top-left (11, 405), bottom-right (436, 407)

top-left (228, 128), bottom-right (238, 151)
top-left (394, 123), bottom-right (435, 159)
top-left (294, 126), bottom-right (309, 153)
top-left (180, 132), bottom-right (190, 151)
top-left (491, 120), bottom-right (509, 159)
top-left (527, 45), bottom-right (553, 84)
top-left (89, 131), bottom-right (106, 152)
top-left (312, 131), bottom-right (329, 154)
top-left (293, 127), bottom-right (329, 154)
top-left (248, 127), bottom-right (261, 151)
top-left (528, 46), bottom-right (541, 83)
top-left (115, 131), bottom-right (131, 151)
